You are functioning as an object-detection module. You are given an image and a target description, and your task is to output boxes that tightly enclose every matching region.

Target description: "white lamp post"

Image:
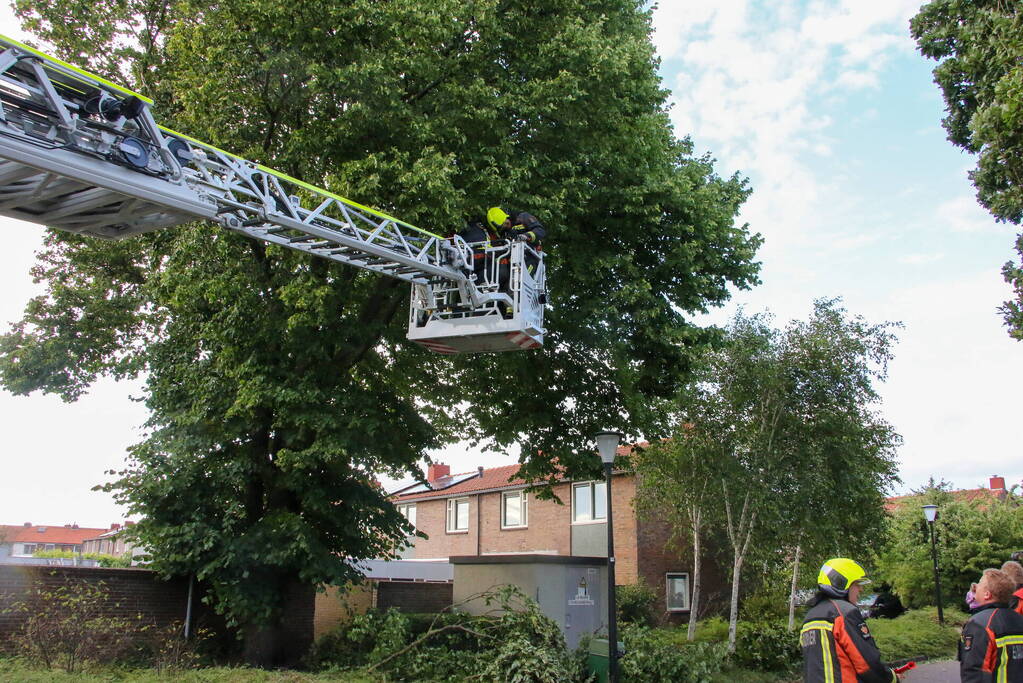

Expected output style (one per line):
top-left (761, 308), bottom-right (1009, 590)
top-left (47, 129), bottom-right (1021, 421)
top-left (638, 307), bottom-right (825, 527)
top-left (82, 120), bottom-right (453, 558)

top-left (594, 431), bottom-right (622, 683)
top-left (922, 504), bottom-right (944, 625)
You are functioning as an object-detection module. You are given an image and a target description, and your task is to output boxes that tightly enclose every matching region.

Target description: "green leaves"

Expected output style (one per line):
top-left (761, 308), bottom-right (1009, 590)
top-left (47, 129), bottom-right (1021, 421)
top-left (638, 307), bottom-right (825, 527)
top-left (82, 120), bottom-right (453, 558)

top-left (3, 0), bottom-right (762, 638)
top-left (911, 1), bottom-right (1023, 337)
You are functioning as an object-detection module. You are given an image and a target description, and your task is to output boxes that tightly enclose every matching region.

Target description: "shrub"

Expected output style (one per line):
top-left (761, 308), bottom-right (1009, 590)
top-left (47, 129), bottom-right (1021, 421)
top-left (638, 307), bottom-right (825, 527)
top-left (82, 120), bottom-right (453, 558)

top-left (868, 607), bottom-right (965, 661)
top-left (306, 586), bottom-right (584, 681)
top-left (692, 616), bottom-right (730, 643)
top-left (733, 620), bottom-right (800, 672)
top-left (1, 580), bottom-right (140, 673)
top-left (29, 550), bottom-right (132, 567)
top-left (619, 625), bottom-right (730, 682)
top-left (617, 582), bottom-right (658, 626)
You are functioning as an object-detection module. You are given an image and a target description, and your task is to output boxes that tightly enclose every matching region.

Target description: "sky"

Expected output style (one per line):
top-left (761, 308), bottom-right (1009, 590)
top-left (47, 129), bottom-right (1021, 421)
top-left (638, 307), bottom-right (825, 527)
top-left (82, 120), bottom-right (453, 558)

top-left (1, 1), bottom-right (1021, 527)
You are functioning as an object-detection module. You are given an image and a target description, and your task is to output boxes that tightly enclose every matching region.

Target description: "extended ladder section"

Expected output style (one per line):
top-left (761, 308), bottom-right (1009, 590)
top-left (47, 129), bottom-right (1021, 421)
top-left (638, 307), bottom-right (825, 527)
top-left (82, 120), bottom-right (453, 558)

top-left (0, 34), bottom-right (545, 354)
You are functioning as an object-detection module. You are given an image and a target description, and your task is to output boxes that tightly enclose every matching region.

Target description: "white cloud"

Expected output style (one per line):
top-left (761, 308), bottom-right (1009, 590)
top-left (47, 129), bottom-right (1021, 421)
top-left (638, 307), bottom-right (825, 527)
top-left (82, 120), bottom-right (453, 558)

top-left (898, 252), bottom-right (943, 265)
top-left (938, 195), bottom-right (999, 234)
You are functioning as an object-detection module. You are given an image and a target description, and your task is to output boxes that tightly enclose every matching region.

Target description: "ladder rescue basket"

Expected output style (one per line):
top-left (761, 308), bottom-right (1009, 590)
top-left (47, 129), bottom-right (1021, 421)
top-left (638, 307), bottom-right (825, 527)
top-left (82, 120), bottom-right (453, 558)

top-left (0, 33), bottom-right (546, 354)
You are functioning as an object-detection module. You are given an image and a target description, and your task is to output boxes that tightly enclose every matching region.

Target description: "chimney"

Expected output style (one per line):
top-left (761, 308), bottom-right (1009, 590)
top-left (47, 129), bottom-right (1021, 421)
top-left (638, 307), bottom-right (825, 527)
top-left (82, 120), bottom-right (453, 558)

top-left (23, 522), bottom-right (31, 527)
top-left (110, 523), bottom-right (121, 531)
top-left (478, 466), bottom-right (484, 477)
top-left (427, 463), bottom-right (450, 482)
top-left (990, 475), bottom-right (1006, 491)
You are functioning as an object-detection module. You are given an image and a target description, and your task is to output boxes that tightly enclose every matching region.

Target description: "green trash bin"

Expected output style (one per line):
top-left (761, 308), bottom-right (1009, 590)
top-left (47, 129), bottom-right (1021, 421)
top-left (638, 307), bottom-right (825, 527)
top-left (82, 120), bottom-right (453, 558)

top-left (587, 638), bottom-right (609, 683)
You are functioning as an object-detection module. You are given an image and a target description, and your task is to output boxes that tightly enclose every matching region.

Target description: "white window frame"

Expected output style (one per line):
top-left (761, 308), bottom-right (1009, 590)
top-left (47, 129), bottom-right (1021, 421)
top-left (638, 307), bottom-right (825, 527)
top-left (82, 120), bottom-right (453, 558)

top-left (397, 503), bottom-right (417, 529)
top-left (571, 481), bottom-right (607, 524)
top-left (666, 573), bottom-right (691, 612)
top-left (17, 543), bottom-right (36, 557)
top-left (501, 490), bottom-right (528, 529)
top-left (446, 497), bottom-right (470, 533)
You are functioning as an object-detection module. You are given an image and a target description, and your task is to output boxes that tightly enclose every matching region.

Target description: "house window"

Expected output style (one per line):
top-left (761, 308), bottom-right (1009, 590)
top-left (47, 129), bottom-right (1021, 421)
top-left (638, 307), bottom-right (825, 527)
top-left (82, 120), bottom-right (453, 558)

top-left (397, 503), bottom-right (417, 529)
top-left (446, 497), bottom-right (469, 532)
top-left (20, 544), bottom-right (37, 556)
top-left (502, 490), bottom-right (528, 528)
top-left (44, 544), bottom-right (55, 551)
top-left (571, 481), bottom-right (607, 523)
top-left (667, 573), bottom-right (690, 612)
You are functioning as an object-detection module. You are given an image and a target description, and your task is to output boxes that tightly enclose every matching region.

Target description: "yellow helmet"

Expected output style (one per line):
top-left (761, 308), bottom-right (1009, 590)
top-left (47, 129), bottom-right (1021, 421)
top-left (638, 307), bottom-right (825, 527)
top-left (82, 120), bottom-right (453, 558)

top-left (487, 207), bottom-right (510, 230)
top-left (817, 558), bottom-right (871, 599)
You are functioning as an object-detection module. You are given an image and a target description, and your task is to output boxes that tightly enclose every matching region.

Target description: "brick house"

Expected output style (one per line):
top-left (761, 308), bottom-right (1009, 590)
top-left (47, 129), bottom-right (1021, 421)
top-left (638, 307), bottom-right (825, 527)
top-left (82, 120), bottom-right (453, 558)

top-left (389, 457), bottom-right (727, 622)
top-left (81, 522), bottom-right (140, 559)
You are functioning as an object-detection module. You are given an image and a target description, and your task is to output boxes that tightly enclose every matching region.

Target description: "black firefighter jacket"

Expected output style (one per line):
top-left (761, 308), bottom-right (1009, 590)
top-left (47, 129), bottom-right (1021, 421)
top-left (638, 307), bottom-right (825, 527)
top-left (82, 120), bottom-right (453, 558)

top-left (800, 597), bottom-right (896, 683)
top-left (959, 602), bottom-right (1023, 683)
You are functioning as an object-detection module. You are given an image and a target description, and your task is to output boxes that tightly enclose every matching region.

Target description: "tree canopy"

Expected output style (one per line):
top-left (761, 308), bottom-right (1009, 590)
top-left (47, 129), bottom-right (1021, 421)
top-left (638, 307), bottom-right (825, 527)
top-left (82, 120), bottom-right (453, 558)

top-left (2, 0), bottom-right (761, 650)
top-left (635, 300), bottom-right (901, 646)
top-left (910, 1), bottom-right (1023, 339)
top-left (877, 480), bottom-right (1023, 609)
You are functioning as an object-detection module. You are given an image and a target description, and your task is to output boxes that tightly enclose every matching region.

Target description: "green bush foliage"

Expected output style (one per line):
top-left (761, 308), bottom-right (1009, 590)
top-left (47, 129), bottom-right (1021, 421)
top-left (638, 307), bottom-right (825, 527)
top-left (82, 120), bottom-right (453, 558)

top-left (877, 484), bottom-right (1023, 608)
top-left (616, 582), bottom-right (658, 626)
top-left (869, 608), bottom-right (966, 662)
top-left (693, 616), bottom-right (731, 643)
top-left (1, 580), bottom-right (140, 672)
top-left (29, 550), bottom-right (133, 568)
top-left (619, 625), bottom-right (730, 682)
top-left (305, 586), bottom-right (584, 681)
top-left (733, 620), bottom-right (800, 672)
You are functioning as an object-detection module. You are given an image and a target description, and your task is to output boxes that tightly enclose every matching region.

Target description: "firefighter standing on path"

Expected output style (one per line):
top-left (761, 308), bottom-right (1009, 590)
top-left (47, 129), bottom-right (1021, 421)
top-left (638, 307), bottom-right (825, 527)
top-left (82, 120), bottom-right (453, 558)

top-left (959, 568), bottom-right (1023, 683)
top-left (800, 558), bottom-right (899, 682)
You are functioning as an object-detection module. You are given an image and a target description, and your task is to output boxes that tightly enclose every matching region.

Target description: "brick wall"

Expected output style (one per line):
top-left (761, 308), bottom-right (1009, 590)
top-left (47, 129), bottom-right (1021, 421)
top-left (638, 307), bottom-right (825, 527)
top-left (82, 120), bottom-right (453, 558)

top-left (376, 581), bottom-right (452, 613)
top-left (413, 497), bottom-right (479, 558)
top-left (313, 583), bottom-right (373, 638)
top-left (0, 564), bottom-right (195, 648)
top-left (0, 565), bottom-right (315, 663)
top-left (635, 511), bottom-right (730, 624)
top-left (479, 482), bottom-right (572, 555)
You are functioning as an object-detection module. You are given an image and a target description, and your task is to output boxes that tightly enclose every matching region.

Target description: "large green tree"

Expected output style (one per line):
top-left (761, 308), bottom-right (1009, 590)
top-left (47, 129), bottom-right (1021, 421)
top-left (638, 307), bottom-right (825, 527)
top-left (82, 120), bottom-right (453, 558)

top-left (3, 0), bottom-right (761, 661)
top-left (910, 1), bottom-right (1023, 339)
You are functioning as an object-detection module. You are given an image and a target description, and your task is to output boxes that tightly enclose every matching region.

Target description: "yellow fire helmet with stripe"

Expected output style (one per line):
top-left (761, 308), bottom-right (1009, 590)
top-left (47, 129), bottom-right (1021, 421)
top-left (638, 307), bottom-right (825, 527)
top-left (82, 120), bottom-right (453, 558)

top-left (817, 558), bottom-right (872, 599)
top-left (487, 207), bottom-right (510, 231)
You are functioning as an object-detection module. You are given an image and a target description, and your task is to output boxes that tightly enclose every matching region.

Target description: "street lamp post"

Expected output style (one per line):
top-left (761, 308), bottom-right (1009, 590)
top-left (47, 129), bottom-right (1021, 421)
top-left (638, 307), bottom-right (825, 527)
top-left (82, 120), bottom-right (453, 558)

top-left (595, 431), bottom-right (622, 683)
top-left (922, 504), bottom-right (944, 625)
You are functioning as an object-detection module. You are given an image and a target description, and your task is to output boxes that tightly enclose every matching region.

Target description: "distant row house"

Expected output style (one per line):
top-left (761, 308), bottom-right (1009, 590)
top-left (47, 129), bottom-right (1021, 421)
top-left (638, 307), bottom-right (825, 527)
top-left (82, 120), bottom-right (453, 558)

top-left (388, 456), bottom-right (727, 622)
top-left (0, 522), bottom-right (137, 565)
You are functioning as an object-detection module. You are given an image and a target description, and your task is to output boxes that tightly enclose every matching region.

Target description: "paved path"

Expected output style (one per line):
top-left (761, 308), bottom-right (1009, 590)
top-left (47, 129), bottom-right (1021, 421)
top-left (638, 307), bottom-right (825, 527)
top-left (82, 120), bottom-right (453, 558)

top-left (902, 659), bottom-right (957, 683)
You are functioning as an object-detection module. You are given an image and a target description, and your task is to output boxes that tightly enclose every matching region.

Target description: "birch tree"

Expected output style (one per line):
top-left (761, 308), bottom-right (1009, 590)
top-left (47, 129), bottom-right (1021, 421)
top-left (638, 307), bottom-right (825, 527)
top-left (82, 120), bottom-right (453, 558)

top-left (633, 424), bottom-right (723, 640)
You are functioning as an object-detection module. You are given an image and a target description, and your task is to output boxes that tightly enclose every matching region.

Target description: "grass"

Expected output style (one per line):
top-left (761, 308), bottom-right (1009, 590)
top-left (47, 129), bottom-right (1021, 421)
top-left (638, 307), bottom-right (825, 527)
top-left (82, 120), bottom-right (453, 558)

top-left (0, 658), bottom-right (379, 683)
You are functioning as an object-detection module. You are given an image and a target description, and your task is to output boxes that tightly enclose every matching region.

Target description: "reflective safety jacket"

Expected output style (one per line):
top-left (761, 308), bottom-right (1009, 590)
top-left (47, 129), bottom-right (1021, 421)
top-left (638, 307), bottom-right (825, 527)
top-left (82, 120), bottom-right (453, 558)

top-left (502, 211), bottom-right (546, 246)
top-left (959, 602), bottom-right (1023, 683)
top-left (1010, 587), bottom-right (1023, 617)
top-left (800, 597), bottom-right (896, 682)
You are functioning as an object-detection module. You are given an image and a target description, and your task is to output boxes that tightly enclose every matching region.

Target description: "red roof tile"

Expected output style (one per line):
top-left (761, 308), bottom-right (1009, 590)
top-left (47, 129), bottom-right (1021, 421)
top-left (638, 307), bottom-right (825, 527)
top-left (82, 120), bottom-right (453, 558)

top-left (393, 443), bottom-right (643, 502)
top-left (885, 487), bottom-right (1005, 512)
top-left (3, 524), bottom-right (110, 545)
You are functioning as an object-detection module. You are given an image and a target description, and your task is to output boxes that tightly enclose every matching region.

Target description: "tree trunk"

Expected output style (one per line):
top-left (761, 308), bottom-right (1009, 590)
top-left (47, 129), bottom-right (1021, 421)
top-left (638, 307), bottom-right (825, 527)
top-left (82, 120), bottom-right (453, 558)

top-left (243, 623), bottom-right (285, 668)
top-left (687, 507), bottom-right (702, 641)
top-left (727, 550), bottom-right (744, 653)
top-left (788, 544), bottom-right (802, 630)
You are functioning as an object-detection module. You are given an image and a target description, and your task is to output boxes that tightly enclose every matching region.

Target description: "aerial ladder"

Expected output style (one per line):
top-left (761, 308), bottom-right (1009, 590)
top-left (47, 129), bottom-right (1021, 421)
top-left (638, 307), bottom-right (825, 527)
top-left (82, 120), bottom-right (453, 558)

top-left (0, 34), bottom-right (546, 354)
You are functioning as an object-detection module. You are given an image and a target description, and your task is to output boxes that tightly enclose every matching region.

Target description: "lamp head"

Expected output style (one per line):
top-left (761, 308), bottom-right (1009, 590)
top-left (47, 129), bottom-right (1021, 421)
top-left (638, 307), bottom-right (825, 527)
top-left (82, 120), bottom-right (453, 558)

top-left (594, 431), bottom-right (623, 465)
top-left (922, 504), bottom-right (938, 523)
